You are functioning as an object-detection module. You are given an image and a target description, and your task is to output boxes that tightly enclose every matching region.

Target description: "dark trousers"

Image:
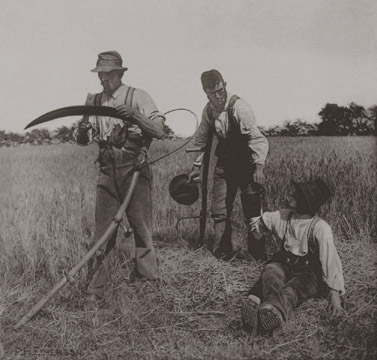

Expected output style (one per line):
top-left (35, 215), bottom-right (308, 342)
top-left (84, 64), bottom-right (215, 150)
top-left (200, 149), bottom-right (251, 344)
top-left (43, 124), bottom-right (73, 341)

top-left (211, 161), bottom-right (262, 255)
top-left (248, 261), bottom-right (318, 321)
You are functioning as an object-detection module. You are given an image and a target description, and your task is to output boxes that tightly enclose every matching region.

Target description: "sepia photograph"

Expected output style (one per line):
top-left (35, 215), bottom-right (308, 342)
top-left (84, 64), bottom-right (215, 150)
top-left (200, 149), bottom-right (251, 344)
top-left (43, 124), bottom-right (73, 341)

top-left (0, 1), bottom-right (376, 359)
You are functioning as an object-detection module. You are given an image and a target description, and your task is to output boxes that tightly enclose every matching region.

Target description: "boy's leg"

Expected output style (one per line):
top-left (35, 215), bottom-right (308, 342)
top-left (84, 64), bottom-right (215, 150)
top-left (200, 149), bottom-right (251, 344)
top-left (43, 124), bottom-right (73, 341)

top-left (258, 262), bottom-right (288, 331)
top-left (280, 268), bottom-right (318, 320)
top-left (259, 266), bottom-right (318, 332)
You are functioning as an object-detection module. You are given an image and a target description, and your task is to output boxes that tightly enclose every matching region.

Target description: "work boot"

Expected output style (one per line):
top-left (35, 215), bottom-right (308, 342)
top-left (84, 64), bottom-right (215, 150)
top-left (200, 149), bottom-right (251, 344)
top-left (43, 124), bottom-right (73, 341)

top-left (241, 295), bottom-right (261, 336)
top-left (213, 219), bottom-right (233, 259)
top-left (259, 303), bottom-right (284, 332)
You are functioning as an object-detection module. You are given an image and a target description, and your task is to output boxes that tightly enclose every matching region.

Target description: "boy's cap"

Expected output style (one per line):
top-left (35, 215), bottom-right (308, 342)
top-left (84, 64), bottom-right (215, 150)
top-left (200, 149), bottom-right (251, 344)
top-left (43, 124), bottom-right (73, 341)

top-left (201, 69), bottom-right (224, 89)
top-left (169, 174), bottom-right (199, 205)
top-left (292, 178), bottom-right (332, 213)
top-left (91, 51), bottom-right (128, 72)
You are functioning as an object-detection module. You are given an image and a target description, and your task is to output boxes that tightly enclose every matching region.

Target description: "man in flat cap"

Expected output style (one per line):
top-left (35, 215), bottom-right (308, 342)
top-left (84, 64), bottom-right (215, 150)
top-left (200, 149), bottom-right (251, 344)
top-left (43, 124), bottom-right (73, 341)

top-left (189, 69), bottom-right (269, 261)
top-left (74, 51), bottom-right (165, 304)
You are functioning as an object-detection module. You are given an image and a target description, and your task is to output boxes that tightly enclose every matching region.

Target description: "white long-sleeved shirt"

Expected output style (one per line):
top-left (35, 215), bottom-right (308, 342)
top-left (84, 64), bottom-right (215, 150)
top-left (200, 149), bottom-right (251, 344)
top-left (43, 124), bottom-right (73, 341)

top-left (253, 209), bottom-right (345, 294)
top-left (73, 84), bottom-right (165, 145)
top-left (192, 92), bottom-right (268, 166)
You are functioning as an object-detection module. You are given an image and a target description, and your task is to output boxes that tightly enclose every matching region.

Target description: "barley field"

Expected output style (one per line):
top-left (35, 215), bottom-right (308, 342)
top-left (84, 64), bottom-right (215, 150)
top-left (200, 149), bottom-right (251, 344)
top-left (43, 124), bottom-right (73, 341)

top-left (0, 136), bottom-right (376, 359)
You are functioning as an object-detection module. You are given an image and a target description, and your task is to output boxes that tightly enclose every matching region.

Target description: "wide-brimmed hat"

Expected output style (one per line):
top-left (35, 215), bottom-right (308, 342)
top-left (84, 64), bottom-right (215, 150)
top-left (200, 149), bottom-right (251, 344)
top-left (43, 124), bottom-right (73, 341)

top-left (169, 174), bottom-right (199, 205)
top-left (91, 51), bottom-right (128, 72)
top-left (292, 178), bottom-right (332, 214)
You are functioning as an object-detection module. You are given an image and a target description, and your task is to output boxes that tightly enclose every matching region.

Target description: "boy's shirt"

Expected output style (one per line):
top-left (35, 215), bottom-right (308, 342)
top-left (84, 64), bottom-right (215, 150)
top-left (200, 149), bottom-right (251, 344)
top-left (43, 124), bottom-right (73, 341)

top-left (255, 209), bottom-right (345, 294)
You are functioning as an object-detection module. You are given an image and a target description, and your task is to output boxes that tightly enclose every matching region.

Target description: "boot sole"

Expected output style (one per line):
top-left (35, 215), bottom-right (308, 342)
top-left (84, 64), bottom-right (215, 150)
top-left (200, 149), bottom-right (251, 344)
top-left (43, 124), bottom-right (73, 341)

top-left (241, 296), bottom-right (260, 327)
top-left (259, 306), bottom-right (282, 331)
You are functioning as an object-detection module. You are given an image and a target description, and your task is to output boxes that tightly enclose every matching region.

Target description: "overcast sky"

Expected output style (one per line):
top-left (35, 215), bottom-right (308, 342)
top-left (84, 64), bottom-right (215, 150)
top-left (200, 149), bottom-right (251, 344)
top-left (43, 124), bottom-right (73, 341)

top-left (1, 0), bottom-right (376, 135)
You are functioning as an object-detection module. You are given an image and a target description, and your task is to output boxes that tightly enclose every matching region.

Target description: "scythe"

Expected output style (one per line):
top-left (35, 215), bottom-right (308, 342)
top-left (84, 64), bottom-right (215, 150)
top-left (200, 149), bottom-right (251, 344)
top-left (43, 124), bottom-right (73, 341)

top-left (14, 105), bottom-right (198, 329)
top-left (183, 130), bottom-right (214, 248)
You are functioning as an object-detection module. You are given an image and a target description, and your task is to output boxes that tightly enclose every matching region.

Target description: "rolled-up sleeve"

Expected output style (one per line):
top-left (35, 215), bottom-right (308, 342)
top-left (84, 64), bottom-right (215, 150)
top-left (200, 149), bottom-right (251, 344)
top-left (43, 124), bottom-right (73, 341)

top-left (314, 222), bottom-right (345, 295)
top-left (234, 99), bottom-right (269, 165)
top-left (135, 89), bottom-right (165, 124)
top-left (191, 106), bottom-right (212, 167)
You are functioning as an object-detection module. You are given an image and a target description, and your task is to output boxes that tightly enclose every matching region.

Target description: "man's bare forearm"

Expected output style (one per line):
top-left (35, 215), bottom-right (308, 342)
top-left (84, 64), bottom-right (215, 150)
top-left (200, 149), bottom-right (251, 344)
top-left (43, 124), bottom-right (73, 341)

top-left (131, 112), bottom-right (165, 139)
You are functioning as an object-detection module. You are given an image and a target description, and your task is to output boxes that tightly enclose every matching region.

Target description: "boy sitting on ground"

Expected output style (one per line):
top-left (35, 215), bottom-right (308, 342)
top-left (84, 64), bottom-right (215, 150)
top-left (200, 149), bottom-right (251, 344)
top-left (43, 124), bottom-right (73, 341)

top-left (241, 178), bottom-right (345, 335)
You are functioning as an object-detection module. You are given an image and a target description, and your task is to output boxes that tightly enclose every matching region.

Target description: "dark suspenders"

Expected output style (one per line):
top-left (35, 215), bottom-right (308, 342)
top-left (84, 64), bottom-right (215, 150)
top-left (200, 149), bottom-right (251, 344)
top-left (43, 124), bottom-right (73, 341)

top-left (277, 211), bottom-right (321, 267)
top-left (124, 87), bottom-right (135, 107)
top-left (93, 87), bottom-right (135, 107)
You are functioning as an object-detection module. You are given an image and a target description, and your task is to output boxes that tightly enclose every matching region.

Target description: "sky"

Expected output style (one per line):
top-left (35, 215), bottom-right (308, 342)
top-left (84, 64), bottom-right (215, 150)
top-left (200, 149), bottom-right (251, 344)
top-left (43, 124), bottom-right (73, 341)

top-left (0, 0), bottom-right (376, 136)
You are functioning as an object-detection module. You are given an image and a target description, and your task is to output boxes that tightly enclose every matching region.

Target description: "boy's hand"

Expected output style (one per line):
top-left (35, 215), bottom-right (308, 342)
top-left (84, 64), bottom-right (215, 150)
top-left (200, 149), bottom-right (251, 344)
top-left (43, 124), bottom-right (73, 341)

top-left (253, 164), bottom-right (265, 185)
top-left (327, 289), bottom-right (344, 318)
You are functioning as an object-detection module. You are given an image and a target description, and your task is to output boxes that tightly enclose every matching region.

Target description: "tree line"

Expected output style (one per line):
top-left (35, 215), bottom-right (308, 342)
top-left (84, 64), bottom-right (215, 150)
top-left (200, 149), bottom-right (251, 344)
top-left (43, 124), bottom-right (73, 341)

top-left (1, 102), bottom-right (375, 147)
top-left (261, 103), bottom-right (376, 136)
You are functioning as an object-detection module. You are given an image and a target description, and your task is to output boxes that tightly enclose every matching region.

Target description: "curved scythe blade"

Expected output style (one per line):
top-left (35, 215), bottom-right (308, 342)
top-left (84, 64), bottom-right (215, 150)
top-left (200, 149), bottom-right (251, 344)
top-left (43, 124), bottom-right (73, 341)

top-left (24, 105), bottom-right (125, 130)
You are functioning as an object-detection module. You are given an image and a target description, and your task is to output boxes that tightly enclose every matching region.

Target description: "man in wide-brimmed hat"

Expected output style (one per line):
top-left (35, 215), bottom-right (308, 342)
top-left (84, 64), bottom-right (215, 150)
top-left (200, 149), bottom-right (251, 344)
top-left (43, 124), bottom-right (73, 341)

top-left (241, 178), bottom-right (345, 336)
top-left (74, 51), bottom-right (165, 305)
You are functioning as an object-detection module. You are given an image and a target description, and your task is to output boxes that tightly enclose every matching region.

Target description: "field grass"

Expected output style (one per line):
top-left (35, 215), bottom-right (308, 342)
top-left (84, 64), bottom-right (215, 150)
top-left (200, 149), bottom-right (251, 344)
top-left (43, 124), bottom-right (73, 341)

top-left (0, 136), bottom-right (376, 359)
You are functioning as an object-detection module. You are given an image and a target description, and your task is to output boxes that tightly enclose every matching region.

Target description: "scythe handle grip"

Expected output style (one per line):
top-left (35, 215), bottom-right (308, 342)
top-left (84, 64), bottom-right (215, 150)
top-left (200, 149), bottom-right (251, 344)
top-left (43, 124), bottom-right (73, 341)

top-left (185, 147), bottom-right (205, 153)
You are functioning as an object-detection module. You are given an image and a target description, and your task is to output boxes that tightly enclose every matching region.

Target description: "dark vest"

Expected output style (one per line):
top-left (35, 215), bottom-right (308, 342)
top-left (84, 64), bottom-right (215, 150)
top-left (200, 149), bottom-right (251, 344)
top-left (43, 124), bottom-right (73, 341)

top-left (207, 95), bottom-right (250, 167)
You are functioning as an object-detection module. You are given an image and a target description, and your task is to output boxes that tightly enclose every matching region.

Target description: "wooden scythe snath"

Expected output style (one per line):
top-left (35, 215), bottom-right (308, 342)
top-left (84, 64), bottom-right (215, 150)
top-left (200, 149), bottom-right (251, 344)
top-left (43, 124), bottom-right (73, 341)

top-left (14, 170), bottom-right (140, 330)
top-left (185, 130), bottom-right (214, 249)
top-left (198, 132), bottom-right (214, 248)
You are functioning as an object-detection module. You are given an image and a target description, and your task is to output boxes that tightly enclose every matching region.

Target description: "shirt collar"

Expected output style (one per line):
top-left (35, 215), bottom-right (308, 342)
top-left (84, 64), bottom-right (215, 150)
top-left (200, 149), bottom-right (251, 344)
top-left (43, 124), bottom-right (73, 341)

top-left (111, 83), bottom-right (124, 100)
top-left (103, 83), bottom-right (124, 100)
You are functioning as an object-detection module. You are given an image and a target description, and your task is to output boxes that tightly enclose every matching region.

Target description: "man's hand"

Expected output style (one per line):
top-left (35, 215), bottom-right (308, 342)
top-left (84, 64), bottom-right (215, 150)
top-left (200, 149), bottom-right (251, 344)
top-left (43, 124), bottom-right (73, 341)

top-left (188, 166), bottom-right (201, 183)
top-left (78, 121), bottom-right (91, 133)
top-left (115, 104), bottom-right (135, 125)
top-left (253, 164), bottom-right (265, 185)
top-left (327, 289), bottom-right (344, 319)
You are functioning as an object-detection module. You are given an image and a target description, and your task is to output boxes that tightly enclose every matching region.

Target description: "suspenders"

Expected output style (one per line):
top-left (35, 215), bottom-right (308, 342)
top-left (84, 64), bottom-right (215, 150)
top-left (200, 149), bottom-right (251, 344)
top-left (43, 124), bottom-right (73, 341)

top-left (93, 86), bottom-right (135, 107)
top-left (124, 87), bottom-right (135, 107)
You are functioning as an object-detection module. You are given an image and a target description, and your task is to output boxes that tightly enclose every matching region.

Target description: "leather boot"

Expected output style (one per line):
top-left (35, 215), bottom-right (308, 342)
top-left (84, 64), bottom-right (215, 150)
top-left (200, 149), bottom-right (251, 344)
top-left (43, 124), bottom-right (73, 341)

top-left (213, 219), bottom-right (233, 259)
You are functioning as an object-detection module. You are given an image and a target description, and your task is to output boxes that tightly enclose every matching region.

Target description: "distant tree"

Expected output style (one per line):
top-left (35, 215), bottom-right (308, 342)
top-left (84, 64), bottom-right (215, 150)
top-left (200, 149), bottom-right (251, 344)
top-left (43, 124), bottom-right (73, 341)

top-left (260, 120), bottom-right (318, 136)
top-left (279, 119), bottom-right (318, 136)
top-left (368, 105), bottom-right (377, 136)
top-left (347, 103), bottom-right (372, 135)
top-left (318, 103), bottom-right (373, 135)
top-left (53, 125), bottom-right (75, 143)
top-left (318, 103), bottom-right (348, 135)
top-left (28, 128), bottom-right (51, 144)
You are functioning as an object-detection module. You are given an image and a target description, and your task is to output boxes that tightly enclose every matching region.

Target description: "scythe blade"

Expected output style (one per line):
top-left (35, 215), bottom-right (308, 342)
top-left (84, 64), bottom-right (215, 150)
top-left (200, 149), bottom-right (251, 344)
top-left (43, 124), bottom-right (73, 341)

top-left (24, 105), bottom-right (126, 130)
